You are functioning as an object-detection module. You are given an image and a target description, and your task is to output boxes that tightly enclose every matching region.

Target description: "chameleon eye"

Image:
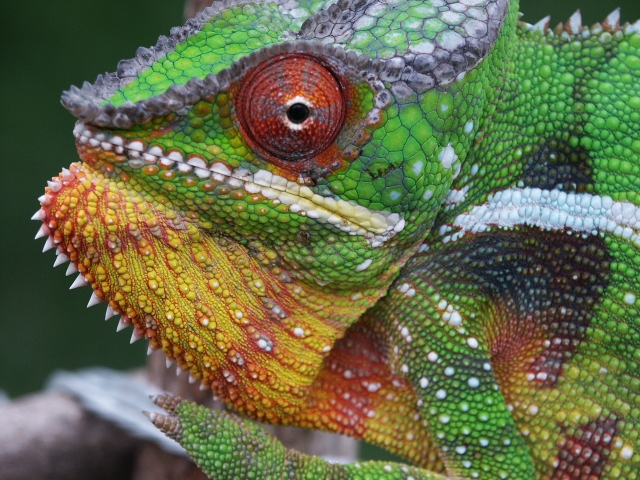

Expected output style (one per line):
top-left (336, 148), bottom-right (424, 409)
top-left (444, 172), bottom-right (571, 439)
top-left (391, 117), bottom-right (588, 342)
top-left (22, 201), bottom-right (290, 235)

top-left (236, 54), bottom-right (345, 164)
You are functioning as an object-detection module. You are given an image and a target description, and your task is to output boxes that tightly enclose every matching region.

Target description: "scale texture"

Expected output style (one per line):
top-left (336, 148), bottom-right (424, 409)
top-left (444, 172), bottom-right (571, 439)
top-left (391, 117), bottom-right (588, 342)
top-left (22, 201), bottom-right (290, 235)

top-left (35, 0), bottom-right (640, 478)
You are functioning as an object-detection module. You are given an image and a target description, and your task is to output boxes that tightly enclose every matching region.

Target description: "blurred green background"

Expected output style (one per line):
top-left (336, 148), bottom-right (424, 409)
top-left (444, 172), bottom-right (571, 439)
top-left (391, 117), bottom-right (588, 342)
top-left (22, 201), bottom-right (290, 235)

top-left (1, 0), bottom-right (638, 442)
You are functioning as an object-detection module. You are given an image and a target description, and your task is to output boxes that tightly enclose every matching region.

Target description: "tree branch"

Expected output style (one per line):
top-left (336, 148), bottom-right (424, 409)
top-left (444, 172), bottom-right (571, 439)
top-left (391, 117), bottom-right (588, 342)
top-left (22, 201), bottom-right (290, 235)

top-left (0, 392), bottom-right (137, 480)
top-left (185, 0), bottom-right (216, 19)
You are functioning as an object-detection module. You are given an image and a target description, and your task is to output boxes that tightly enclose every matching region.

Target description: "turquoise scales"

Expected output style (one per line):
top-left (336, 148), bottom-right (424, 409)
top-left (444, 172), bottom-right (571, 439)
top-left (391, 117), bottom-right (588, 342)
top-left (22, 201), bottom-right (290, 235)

top-left (34, 0), bottom-right (640, 478)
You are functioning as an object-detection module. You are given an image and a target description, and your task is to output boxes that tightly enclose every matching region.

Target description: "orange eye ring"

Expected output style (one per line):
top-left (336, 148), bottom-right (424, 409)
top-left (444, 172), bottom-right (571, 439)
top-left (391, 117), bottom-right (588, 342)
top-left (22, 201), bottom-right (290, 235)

top-left (236, 54), bottom-right (346, 166)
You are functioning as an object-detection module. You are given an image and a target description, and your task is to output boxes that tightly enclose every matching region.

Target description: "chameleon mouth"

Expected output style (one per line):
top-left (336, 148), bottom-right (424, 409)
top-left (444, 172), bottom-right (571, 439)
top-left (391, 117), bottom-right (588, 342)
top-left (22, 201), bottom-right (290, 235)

top-left (74, 121), bottom-right (406, 246)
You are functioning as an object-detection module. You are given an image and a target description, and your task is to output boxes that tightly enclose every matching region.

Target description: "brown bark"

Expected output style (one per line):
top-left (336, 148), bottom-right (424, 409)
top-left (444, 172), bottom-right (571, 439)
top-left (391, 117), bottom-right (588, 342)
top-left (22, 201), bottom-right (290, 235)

top-left (0, 392), bottom-right (137, 480)
top-left (184, 0), bottom-right (216, 19)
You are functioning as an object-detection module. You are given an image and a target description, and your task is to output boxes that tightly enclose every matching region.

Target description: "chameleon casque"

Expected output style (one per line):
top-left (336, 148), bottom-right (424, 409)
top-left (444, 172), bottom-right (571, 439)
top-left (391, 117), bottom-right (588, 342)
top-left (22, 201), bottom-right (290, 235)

top-left (32, 0), bottom-right (640, 478)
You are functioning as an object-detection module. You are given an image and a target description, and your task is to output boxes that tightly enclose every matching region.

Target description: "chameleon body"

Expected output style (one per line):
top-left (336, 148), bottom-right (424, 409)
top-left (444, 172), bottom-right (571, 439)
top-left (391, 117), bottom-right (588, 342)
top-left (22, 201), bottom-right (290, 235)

top-left (34, 0), bottom-right (640, 478)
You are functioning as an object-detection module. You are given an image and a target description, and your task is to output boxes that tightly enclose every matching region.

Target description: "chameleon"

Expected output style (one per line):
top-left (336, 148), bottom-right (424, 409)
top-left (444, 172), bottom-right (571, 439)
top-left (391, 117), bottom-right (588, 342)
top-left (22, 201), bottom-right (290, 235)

top-left (32, 0), bottom-right (640, 478)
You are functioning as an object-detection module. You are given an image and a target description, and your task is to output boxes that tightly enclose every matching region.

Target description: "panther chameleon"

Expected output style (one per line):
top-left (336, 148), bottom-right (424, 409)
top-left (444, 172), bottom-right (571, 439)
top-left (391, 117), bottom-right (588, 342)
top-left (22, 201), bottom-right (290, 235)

top-left (33, 0), bottom-right (640, 478)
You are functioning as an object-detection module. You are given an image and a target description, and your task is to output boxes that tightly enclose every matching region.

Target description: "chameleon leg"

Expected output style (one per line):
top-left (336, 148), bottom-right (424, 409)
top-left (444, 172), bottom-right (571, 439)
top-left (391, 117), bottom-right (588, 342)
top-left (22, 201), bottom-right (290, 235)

top-left (149, 393), bottom-right (447, 480)
top-left (370, 224), bottom-right (640, 479)
top-left (367, 279), bottom-right (536, 479)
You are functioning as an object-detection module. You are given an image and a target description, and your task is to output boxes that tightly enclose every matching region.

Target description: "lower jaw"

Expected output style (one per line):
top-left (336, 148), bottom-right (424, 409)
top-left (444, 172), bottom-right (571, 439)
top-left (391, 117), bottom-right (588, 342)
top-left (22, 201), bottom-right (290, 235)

top-left (36, 161), bottom-right (384, 420)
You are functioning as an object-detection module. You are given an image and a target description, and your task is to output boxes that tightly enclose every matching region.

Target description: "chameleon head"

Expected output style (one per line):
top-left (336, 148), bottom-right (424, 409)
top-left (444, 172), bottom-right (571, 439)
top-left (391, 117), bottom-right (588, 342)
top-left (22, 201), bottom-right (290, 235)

top-left (35, 0), bottom-right (508, 418)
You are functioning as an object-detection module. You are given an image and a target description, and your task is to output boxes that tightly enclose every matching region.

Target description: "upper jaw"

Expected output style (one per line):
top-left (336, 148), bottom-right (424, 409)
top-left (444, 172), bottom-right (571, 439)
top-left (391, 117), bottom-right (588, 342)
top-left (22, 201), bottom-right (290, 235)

top-left (74, 121), bottom-right (406, 246)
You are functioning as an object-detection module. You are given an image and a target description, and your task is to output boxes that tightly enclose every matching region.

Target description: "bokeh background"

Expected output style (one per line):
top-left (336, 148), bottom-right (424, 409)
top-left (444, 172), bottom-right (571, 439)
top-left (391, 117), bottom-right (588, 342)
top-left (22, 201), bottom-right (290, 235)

top-left (1, 0), bottom-right (639, 459)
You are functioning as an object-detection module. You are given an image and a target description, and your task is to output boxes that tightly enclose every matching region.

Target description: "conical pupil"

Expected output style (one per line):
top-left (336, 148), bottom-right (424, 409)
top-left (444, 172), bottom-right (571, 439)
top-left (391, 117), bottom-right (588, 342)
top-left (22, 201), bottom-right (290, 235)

top-left (287, 103), bottom-right (310, 124)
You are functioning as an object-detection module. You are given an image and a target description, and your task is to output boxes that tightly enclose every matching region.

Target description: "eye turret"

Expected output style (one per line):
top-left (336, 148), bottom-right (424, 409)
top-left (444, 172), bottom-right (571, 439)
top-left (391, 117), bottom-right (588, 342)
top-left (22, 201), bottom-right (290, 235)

top-left (236, 54), bottom-right (346, 164)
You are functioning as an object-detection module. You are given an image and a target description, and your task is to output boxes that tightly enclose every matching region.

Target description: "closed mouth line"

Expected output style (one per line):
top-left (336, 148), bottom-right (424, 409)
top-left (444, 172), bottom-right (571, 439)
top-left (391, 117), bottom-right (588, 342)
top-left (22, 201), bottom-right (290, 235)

top-left (74, 121), bottom-right (405, 245)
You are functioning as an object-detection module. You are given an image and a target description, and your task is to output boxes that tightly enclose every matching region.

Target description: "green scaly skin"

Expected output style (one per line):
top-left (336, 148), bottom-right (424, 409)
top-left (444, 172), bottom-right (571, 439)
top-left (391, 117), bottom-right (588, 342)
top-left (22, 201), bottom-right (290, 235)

top-left (34, 0), bottom-right (640, 478)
